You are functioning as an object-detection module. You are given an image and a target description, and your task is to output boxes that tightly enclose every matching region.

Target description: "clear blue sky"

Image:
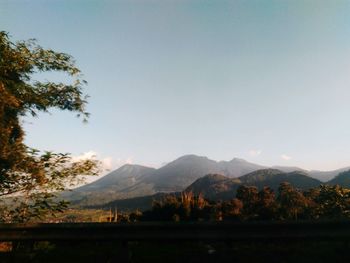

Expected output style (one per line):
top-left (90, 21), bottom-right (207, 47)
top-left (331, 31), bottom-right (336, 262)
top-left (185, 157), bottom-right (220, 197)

top-left (2, 0), bottom-right (350, 171)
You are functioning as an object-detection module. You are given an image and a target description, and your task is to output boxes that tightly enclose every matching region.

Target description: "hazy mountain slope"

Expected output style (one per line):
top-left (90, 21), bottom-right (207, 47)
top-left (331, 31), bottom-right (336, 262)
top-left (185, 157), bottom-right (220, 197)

top-left (309, 167), bottom-right (350, 182)
top-left (65, 155), bottom-right (266, 205)
top-left (240, 169), bottom-right (321, 191)
top-left (77, 164), bottom-right (156, 192)
top-left (62, 164), bottom-right (157, 205)
top-left (272, 166), bottom-right (307, 173)
top-left (239, 169), bottom-right (283, 185)
top-left (143, 155), bottom-right (220, 192)
top-left (185, 169), bottom-right (322, 201)
top-left (144, 155), bottom-right (266, 192)
top-left (218, 158), bottom-right (266, 177)
top-left (327, 170), bottom-right (350, 187)
top-left (185, 174), bottom-right (241, 200)
top-left (94, 169), bottom-right (350, 211)
top-left (64, 154), bottom-right (349, 206)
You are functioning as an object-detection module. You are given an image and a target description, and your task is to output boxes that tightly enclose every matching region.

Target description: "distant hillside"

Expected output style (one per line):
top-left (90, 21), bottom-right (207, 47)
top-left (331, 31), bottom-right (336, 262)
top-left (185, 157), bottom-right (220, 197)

top-left (62, 164), bottom-right (157, 206)
top-left (239, 169), bottom-right (321, 191)
top-left (328, 170), bottom-right (350, 187)
top-left (185, 174), bottom-right (241, 200)
top-left (143, 155), bottom-right (220, 192)
top-left (144, 155), bottom-right (265, 192)
top-left (272, 166), bottom-right (307, 173)
top-left (96, 169), bottom-right (324, 210)
top-left (63, 154), bottom-right (349, 206)
top-left (310, 167), bottom-right (350, 182)
top-left (92, 168), bottom-right (350, 211)
top-left (65, 155), bottom-right (266, 205)
top-left (78, 164), bottom-right (156, 191)
top-left (218, 158), bottom-right (267, 178)
top-left (186, 169), bottom-right (322, 201)
top-left (239, 169), bottom-right (283, 185)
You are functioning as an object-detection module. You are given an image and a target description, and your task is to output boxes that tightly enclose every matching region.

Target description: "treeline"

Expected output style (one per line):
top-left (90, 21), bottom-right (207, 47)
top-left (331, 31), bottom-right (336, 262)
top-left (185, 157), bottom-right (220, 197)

top-left (122, 183), bottom-right (350, 222)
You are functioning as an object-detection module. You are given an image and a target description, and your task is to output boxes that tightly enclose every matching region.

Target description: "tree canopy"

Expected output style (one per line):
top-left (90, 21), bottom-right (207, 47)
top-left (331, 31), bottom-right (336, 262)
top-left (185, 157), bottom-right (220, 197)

top-left (138, 183), bottom-right (350, 223)
top-left (0, 32), bottom-right (99, 222)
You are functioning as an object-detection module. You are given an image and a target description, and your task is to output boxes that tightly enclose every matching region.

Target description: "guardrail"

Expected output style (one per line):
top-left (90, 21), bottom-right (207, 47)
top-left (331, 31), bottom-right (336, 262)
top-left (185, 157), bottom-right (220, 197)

top-left (1, 221), bottom-right (350, 241)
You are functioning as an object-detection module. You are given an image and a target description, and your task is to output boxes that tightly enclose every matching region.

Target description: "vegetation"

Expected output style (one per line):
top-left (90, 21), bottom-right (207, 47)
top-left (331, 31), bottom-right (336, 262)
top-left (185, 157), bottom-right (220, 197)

top-left (328, 170), bottom-right (350, 187)
top-left (0, 32), bottom-right (99, 222)
top-left (138, 183), bottom-right (350, 222)
top-left (42, 209), bottom-right (112, 223)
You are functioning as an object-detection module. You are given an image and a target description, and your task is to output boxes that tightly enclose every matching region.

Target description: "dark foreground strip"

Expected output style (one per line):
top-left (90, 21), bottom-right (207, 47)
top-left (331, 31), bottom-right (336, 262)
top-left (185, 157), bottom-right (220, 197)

top-left (0, 221), bottom-right (350, 241)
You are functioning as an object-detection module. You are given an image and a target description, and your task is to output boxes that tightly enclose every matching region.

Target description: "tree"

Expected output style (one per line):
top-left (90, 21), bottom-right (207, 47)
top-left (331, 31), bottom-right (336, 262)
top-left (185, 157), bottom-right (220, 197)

top-left (0, 32), bottom-right (99, 222)
top-left (303, 187), bottom-right (320, 219)
top-left (236, 185), bottom-right (259, 220)
top-left (256, 187), bottom-right (277, 220)
top-left (277, 182), bottom-right (308, 220)
top-left (315, 185), bottom-right (350, 219)
top-left (147, 195), bottom-right (181, 221)
top-left (221, 198), bottom-right (243, 221)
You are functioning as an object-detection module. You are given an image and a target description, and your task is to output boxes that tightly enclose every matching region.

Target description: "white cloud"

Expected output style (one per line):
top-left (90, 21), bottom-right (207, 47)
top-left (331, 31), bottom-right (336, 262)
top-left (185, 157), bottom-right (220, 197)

top-left (72, 151), bottom-right (133, 172)
top-left (101, 157), bottom-right (113, 170)
top-left (72, 150), bottom-right (97, 162)
top-left (281, 154), bottom-right (292, 161)
top-left (249, 149), bottom-right (262, 157)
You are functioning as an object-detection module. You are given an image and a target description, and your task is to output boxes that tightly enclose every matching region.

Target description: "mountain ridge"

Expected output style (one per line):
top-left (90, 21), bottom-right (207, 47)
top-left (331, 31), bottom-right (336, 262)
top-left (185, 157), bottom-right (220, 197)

top-left (65, 154), bottom-right (350, 206)
top-left (185, 169), bottom-right (322, 201)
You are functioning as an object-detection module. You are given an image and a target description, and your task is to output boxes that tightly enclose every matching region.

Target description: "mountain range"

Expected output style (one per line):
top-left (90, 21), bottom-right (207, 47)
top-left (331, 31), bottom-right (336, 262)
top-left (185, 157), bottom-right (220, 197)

top-left (95, 168), bottom-right (348, 212)
top-left (185, 169), bottom-right (321, 200)
top-left (64, 154), bottom-right (350, 207)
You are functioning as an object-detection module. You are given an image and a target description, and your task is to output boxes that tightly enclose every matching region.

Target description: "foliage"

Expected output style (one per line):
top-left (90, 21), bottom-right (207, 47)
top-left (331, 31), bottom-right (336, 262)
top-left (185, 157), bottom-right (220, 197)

top-left (220, 198), bottom-right (243, 220)
top-left (0, 150), bottom-right (99, 222)
top-left (138, 183), bottom-right (350, 222)
top-left (315, 185), bottom-right (350, 219)
top-left (277, 182), bottom-right (308, 220)
top-left (142, 193), bottom-right (211, 221)
top-left (256, 186), bottom-right (277, 220)
top-left (236, 185), bottom-right (259, 219)
top-left (0, 32), bottom-right (99, 222)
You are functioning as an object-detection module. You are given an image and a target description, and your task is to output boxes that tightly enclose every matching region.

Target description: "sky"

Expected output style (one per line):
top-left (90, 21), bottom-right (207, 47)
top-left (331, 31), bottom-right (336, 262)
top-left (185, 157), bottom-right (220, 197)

top-left (2, 0), bottom-right (350, 172)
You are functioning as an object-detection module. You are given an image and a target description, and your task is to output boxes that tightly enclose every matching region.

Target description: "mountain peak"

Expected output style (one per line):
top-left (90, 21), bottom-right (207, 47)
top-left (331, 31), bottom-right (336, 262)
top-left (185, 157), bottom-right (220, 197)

top-left (243, 168), bottom-right (283, 176)
top-left (174, 154), bottom-right (209, 161)
top-left (272, 165), bottom-right (307, 173)
top-left (118, 163), bottom-right (149, 170)
top-left (75, 164), bottom-right (156, 192)
top-left (201, 173), bottom-right (229, 182)
top-left (230, 158), bottom-right (248, 163)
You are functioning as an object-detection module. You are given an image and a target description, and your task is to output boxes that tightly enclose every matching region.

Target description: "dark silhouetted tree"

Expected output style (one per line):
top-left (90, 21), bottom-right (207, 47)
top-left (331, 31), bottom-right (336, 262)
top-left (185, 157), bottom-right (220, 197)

top-left (315, 185), bottom-right (350, 219)
top-left (221, 198), bottom-right (243, 221)
top-left (256, 187), bottom-right (277, 220)
top-left (277, 182), bottom-right (308, 220)
top-left (236, 185), bottom-right (259, 220)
